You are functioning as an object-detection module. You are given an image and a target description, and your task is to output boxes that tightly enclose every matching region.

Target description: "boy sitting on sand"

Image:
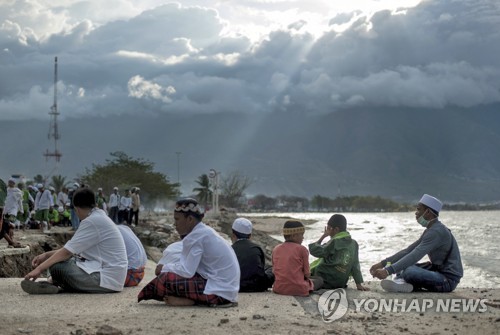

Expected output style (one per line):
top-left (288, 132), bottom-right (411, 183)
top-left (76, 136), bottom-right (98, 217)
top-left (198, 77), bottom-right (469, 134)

top-left (272, 220), bottom-right (323, 296)
top-left (308, 214), bottom-right (369, 291)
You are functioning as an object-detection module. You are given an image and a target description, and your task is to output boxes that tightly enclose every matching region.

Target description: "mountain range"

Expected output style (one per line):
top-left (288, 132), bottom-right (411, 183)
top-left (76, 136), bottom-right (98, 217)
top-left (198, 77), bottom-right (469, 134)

top-left (2, 104), bottom-right (500, 203)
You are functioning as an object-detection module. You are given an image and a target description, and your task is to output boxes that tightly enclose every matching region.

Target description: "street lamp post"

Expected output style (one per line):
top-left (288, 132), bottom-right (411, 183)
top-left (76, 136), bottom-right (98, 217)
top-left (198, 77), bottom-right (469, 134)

top-left (209, 169), bottom-right (219, 215)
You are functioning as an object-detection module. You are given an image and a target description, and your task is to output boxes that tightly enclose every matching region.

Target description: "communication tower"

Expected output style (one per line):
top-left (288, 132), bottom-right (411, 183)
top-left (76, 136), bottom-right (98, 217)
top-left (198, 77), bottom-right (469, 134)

top-left (44, 56), bottom-right (62, 162)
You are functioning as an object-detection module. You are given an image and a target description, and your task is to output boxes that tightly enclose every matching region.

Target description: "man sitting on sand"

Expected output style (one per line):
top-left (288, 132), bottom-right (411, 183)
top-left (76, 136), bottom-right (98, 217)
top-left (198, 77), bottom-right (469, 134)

top-left (231, 218), bottom-right (274, 292)
top-left (21, 187), bottom-right (128, 294)
top-left (138, 198), bottom-right (240, 307)
top-left (370, 194), bottom-right (463, 293)
top-left (309, 214), bottom-right (369, 291)
top-left (116, 223), bottom-right (148, 287)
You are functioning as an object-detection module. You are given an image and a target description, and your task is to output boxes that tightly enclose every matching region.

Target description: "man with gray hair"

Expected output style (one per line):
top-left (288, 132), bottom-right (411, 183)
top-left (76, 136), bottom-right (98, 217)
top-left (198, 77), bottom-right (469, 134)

top-left (370, 194), bottom-right (463, 293)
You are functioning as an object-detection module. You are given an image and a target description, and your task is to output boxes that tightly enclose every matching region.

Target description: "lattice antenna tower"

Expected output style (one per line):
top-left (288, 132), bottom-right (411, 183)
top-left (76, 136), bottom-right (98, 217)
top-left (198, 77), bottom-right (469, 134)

top-left (44, 56), bottom-right (62, 162)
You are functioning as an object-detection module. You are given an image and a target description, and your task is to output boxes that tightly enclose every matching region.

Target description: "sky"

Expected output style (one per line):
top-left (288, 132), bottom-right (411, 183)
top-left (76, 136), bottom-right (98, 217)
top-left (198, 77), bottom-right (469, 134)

top-left (2, 0), bottom-right (500, 122)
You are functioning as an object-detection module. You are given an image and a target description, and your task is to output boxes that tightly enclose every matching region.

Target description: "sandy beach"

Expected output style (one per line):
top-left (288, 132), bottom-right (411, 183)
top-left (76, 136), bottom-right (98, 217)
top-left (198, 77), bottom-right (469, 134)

top-left (0, 216), bottom-right (499, 334)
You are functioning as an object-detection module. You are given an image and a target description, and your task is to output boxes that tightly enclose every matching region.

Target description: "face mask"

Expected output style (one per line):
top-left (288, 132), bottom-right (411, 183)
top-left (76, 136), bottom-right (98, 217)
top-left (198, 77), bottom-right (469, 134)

top-left (417, 209), bottom-right (429, 227)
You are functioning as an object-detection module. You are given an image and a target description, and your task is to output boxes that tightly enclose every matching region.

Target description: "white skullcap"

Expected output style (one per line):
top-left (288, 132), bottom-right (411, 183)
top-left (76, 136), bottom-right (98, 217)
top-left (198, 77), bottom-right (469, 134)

top-left (36, 183), bottom-right (44, 189)
top-left (8, 178), bottom-right (16, 184)
top-left (419, 194), bottom-right (442, 213)
top-left (232, 218), bottom-right (253, 235)
top-left (113, 187), bottom-right (118, 190)
top-left (73, 182), bottom-right (80, 188)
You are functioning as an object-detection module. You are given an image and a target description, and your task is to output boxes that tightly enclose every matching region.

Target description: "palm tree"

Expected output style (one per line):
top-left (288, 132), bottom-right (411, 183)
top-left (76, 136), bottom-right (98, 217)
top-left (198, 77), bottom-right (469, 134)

top-left (33, 174), bottom-right (44, 184)
top-left (50, 175), bottom-right (68, 193)
top-left (192, 174), bottom-right (212, 209)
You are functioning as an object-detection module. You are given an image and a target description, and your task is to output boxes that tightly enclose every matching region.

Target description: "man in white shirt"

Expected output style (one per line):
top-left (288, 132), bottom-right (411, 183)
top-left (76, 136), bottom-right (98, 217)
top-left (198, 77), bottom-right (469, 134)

top-left (34, 184), bottom-right (52, 231)
top-left (108, 187), bottom-right (120, 223)
top-left (118, 189), bottom-right (132, 224)
top-left (4, 179), bottom-right (24, 228)
top-left (57, 187), bottom-right (68, 212)
top-left (21, 187), bottom-right (128, 294)
top-left (116, 224), bottom-right (147, 287)
top-left (1, 178), bottom-right (24, 247)
top-left (138, 198), bottom-right (240, 307)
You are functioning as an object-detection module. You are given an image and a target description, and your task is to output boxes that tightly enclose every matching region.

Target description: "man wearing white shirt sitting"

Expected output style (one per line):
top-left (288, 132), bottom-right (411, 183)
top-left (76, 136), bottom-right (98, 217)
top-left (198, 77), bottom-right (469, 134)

top-left (21, 187), bottom-right (128, 294)
top-left (116, 223), bottom-right (147, 287)
top-left (138, 198), bottom-right (240, 307)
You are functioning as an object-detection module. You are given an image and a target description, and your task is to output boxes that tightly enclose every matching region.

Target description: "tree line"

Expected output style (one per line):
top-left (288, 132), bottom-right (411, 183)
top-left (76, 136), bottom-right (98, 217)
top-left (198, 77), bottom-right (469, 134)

top-left (23, 151), bottom-right (500, 212)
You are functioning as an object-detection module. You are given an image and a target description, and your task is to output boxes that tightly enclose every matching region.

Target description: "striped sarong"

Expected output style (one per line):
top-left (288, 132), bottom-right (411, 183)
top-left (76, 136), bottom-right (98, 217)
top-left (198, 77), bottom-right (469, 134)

top-left (124, 267), bottom-right (145, 287)
top-left (137, 272), bottom-right (230, 306)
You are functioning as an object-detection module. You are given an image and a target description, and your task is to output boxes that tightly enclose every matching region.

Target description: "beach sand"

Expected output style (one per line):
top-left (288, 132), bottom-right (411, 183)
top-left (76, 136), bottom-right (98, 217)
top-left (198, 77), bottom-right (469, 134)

top-left (1, 217), bottom-right (499, 334)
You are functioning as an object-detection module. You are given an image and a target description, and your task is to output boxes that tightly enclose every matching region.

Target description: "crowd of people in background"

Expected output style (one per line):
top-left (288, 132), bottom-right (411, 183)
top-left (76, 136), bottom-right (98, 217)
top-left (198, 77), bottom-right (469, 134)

top-left (0, 178), bottom-right (143, 239)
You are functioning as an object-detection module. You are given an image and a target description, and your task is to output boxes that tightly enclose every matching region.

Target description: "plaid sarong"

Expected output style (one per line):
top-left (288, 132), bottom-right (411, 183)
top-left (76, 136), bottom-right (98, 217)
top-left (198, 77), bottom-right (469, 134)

top-left (124, 267), bottom-right (145, 287)
top-left (137, 272), bottom-right (230, 306)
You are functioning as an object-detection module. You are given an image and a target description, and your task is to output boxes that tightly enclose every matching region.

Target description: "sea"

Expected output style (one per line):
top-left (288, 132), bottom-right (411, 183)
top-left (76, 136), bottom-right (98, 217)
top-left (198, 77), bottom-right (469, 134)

top-left (244, 211), bottom-right (500, 289)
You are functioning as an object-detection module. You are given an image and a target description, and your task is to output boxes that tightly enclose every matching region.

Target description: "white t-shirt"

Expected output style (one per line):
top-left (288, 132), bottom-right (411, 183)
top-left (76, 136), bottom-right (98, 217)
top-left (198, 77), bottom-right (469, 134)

top-left (119, 196), bottom-right (131, 210)
top-left (162, 222), bottom-right (240, 302)
top-left (64, 208), bottom-right (127, 292)
top-left (116, 224), bottom-right (147, 269)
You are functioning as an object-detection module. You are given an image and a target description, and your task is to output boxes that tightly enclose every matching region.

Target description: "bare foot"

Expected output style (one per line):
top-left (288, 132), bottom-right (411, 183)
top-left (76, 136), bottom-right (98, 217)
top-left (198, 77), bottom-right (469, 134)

top-left (163, 296), bottom-right (195, 306)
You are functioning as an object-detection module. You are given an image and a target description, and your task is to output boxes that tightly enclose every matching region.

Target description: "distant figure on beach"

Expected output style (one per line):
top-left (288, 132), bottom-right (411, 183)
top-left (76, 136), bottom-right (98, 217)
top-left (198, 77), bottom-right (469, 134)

top-left (95, 187), bottom-right (107, 212)
top-left (370, 194), bottom-right (463, 293)
top-left (308, 214), bottom-right (369, 291)
top-left (34, 184), bottom-right (51, 232)
top-left (68, 183), bottom-right (81, 230)
top-left (119, 189), bottom-right (132, 224)
top-left (108, 187), bottom-right (120, 223)
top-left (116, 224), bottom-right (147, 287)
top-left (272, 220), bottom-right (323, 296)
top-left (21, 187), bottom-right (127, 295)
top-left (18, 182), bottom-right (34, 227)
top-left (0, 178), bottom-right (23, 248)
top-left (57, 187), bottom-right (68, 210)
top-left (138, 198), bottom-right (240, 307)
top-left (231, 218), bottom-right (274, 292)
top-left (130, 187), bottom-right (140, 226)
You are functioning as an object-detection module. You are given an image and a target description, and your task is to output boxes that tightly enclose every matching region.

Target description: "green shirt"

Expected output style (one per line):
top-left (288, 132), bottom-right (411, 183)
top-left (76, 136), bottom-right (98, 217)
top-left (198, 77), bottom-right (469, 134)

top-left (308, 231), bottom-right (364, 289)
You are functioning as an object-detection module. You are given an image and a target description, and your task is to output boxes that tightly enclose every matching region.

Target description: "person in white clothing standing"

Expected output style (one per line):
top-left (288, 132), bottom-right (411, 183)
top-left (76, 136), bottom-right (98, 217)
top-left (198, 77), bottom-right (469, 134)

top-left (118, 189), bottom-right (132, 224)
top-left (21, 187), bottom-right (128, 294)
top-left (34, 184), bottom-right (52, 232)
top-left (108, 187), bottom-right (120, 223)
top-left (138, 198), bottom-right (240, 307)
top-left (1, 178), bottom-right (24, 247)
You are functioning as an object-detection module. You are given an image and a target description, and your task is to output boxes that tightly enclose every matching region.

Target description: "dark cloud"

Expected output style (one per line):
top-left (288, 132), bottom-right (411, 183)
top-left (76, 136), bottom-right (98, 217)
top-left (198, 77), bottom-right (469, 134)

top-left (1, 0), bottom-right (499, 121)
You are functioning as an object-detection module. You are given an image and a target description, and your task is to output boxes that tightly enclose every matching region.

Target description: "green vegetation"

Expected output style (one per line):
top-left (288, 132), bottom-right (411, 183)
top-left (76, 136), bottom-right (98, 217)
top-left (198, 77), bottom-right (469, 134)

top-left (246, 194), bottom-right (411, 212)
top-left (192, 174), bottom-right (212, 209)
top-left (79, 151), bottom-right (179, 206)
